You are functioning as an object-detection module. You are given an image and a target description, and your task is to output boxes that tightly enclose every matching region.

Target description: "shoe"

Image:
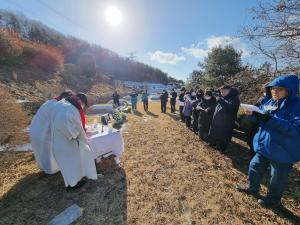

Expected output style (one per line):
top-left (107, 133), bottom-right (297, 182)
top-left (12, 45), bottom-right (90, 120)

top-left (236, 185), bottom-right (259, 197)
top-left (66, 179), bottom-right (87, 192)
top-left (258, 197), bottom-right (280, 208)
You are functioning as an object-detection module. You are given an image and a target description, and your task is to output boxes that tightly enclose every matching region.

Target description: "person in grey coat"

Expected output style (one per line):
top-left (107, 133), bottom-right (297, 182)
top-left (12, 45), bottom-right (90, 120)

top-left (208, 85), bottom-right (240, 152)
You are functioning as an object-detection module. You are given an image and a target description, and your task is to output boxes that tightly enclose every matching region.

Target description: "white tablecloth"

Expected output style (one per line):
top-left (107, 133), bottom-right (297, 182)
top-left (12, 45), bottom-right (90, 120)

top-left (87, 126), bottom-right (124, 163)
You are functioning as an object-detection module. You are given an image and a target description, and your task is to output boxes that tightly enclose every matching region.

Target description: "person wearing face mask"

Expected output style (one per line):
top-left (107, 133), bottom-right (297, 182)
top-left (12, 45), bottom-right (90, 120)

top-left (237, 75), bottom-right (300, 208)
top-left (183, 92), bottom-right (193, 128)
top-left (190, 88), bottom-right (197, 101)
top-left (208, 85), bottom-right (240, 152)
top-left (192, 89), bottom-right (204, 133)
top-left (197, 90), bottom-right (217, 141)
top-left (178, 87), bottom-right (186, 121)
top-left (51, 92), bottom-right (97, 191)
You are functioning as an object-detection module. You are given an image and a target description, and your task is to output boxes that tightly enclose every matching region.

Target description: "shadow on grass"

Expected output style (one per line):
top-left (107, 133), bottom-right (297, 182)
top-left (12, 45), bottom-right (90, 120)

top-left (133, 110), bottom-right (143, 117)
top-left (165, 112), bottom-right (181, 122)
top-left (0, 167), bottom-right (127, 225)
top-left (146, 111), bottom-right (159, 118)
top-left (224, 141), bottom-right (300, 224)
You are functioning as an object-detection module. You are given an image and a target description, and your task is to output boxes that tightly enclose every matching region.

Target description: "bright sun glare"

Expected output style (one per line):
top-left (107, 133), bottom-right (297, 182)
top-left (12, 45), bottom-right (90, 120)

top-left (104, 6), bottom-right (122, 27)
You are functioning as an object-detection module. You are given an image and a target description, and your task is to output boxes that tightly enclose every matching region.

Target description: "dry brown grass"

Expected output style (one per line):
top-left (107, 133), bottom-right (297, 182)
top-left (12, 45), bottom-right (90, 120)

top-left (0, 102), bottom-right (299, 225)
top-left (0, 87), bottom-right (29, 145)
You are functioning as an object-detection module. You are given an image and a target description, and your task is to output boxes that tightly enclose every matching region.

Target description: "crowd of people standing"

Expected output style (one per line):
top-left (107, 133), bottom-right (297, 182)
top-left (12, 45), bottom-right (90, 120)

top-left (124, 74), bottom-right (300, 209)
top-left (177, 75), bottom-right (300, 209)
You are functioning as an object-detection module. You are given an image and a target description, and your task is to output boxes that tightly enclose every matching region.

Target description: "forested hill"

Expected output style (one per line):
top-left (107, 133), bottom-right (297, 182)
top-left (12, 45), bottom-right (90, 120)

top-left (0, 10), bottom-right (182, 85)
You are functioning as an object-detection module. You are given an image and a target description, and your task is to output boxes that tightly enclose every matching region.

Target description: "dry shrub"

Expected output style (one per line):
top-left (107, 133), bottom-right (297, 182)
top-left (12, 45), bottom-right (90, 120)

top-left (0, 28), bottom-right (64, 81)
top-left (25, 42), bottom-right (64, 74)
top-left (0, 87), bottom-right (29, 145)
top-left (0, 29), bottom-right (23, 65)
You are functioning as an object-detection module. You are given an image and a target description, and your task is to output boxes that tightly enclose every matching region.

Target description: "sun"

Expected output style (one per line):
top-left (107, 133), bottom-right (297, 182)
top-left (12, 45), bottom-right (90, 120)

top-left (104, 6), bottom-right (122, 27)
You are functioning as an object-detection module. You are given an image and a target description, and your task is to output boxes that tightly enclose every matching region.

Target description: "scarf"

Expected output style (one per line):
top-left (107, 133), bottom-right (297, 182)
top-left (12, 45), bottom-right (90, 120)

top-left (66, 96), bottom-right (86, 131)
top-left (53, 96), bottom-right (62, 101)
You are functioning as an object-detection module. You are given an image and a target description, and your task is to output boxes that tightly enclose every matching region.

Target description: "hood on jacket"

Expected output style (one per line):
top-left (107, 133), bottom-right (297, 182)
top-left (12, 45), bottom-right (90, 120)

top-left (266, 75), bottom-right (299, 102)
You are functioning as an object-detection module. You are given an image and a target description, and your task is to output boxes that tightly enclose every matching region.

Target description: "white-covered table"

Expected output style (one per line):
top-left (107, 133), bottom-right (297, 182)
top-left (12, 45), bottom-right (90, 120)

top-left (87, 126), bottom-right (124, 164)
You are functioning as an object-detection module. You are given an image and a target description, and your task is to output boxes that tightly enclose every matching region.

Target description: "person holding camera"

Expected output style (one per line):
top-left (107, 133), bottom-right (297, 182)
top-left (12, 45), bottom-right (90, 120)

top-left (237, 75), bottom-right (300, 208)
top-left (208, 85), bottom-right (240, 152)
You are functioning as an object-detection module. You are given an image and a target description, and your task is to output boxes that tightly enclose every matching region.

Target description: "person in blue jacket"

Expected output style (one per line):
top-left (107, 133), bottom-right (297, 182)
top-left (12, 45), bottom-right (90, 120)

top-left (141, 90), bottom-right (149, 111)
top-left (130, 91), bottom-right (138, 112)
top-left (237, 74), bottom-right (300, 208)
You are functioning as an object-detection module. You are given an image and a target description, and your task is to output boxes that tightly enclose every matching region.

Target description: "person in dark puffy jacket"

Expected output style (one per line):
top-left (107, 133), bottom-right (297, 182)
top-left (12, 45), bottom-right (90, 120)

top-left (112, 91), bottom-right (120, 106)
top-left (208, 85), bottom-right (240, 152)
top-left (178, 88), bottom-right (186, 121)
top-left (237, 75), bottom-right (300, 208)
top-left (170, 89), bottom-right (178, 113)
top-left (197, 90), bottom-right (216, 141)
top-left (160, 90), bottom-right (168, 113)
top-left (191, 90), bottom-right (204, 133)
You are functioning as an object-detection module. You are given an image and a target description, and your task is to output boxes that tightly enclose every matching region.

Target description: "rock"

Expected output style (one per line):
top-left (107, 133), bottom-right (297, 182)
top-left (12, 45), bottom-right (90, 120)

top-left (46, 204), bottom-right (82, 225)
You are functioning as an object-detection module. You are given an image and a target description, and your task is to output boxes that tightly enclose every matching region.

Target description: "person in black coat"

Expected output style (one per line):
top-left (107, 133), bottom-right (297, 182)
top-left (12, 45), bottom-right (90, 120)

top-left (208, 85), bottom-right (240, 152)
top-left (170, 89), bottom-right (178, 113)
top-left (197, 90), bottom-right (216, 141)
top-left (192, 90), bottom-right (204, 133)
top-left (160, 90), bottom-right (168, 113)
top-left (112, 91), bottom-right (120, 106)
top-left (178, 87), bottom-right (186, 121)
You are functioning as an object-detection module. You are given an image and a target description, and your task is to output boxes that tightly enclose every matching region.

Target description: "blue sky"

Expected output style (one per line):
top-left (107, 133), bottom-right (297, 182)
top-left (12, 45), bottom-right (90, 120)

top-left (0, 0), bottom-right (262, 81)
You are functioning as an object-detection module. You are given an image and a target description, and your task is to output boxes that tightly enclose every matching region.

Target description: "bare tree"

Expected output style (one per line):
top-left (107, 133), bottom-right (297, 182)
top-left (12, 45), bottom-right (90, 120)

top-left (241, 0), bottom-right (300, 71)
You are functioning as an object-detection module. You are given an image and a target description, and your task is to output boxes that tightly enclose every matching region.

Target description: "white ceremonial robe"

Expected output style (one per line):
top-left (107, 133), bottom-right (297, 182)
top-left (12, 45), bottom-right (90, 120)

top-left (29, 99), bottom-right (60, 174)
top-left (51, 100), bottom-right (97, 187)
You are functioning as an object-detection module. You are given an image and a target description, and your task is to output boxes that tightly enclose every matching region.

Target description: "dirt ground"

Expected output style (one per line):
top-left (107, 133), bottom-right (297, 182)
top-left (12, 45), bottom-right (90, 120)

top-left (0, 102), bottom-right (299, 225)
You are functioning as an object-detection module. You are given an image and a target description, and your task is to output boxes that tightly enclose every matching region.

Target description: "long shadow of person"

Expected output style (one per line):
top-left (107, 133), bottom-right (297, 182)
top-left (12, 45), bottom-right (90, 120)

top-left (0, 162), bottom-right (128, 225)
top-left (133, 110), bottom-right (143, 117)
top-left (146, 111), bottom-right (159, 118)
top-left (223, 140), bottom-right (300, 224)
top-left (165, 112), bottom-right (181, 122)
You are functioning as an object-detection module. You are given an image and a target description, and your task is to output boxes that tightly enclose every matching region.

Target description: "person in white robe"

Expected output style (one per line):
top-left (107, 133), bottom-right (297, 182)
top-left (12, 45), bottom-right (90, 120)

top-left (29, 91), bottom-right (73, 174)
top-left (51, 93), bottom-right (97, 189)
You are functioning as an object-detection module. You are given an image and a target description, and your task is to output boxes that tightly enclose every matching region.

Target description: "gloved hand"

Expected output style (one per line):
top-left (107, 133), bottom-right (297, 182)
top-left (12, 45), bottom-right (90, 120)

top-left (253, 111), bottom-right (272, 122)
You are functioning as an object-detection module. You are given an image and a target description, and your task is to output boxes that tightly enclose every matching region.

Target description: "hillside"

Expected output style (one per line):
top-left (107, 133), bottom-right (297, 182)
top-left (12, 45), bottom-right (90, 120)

top-left (0, 10), bottom-right (183, 86)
